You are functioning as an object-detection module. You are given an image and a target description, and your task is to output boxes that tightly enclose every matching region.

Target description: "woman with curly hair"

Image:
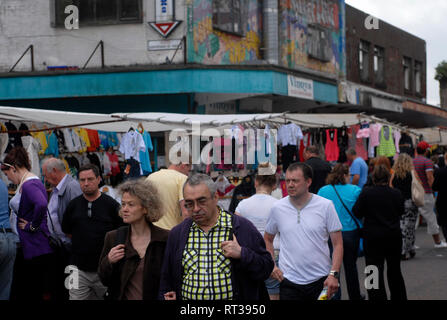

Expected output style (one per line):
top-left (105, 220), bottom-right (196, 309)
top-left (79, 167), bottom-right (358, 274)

top-left (98, 178), bottom-right (169, 300)
top-left (390, 153), bottom-right (419, 260)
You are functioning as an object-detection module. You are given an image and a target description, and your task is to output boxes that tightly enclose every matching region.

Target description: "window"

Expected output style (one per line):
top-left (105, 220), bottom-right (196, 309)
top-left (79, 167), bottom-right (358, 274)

top-left (374, 46), bottom-right (385, 85)
top-left (403, 57), bottom-right (412, 91)
top-left (212, 0), bottom-right (242, 35)
top-left (414, 61), bottom-right (422, 94)
top-left (307, 25), bottom-right (331, 62)
top-left (359, 40), bottom-right (370, 82)
top-left (52, 0), bottom-right (142, 27)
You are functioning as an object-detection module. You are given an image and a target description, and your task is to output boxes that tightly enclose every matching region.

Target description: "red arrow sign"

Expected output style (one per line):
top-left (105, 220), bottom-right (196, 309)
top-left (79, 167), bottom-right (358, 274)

top-left (149, 21), bottom-right (180, 38)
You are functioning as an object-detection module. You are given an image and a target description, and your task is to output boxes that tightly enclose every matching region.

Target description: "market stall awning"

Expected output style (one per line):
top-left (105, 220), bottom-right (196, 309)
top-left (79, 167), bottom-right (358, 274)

top-left (0, 105), bottom-right (421, 134)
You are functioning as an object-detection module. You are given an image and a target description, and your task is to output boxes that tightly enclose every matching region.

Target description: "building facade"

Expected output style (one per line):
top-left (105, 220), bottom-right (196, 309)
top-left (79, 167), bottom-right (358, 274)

top-left (0, 0), bottom-right (345, 115)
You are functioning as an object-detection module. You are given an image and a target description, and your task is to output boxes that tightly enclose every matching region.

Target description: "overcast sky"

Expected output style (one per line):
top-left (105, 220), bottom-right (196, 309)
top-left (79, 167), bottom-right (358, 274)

top-left (345, 0), bottom-right (447, 107)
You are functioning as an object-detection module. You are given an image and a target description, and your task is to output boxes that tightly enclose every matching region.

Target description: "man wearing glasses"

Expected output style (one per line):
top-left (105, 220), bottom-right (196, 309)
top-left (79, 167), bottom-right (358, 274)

top-left (62, 164), bottom-right (122, 300)
top-left (159, 173), bottom-right (274, 300)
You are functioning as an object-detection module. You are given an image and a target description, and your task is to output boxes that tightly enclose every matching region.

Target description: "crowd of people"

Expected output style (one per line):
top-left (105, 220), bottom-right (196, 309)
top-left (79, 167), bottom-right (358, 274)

top-left (0, 139), bottom-right (446, 301)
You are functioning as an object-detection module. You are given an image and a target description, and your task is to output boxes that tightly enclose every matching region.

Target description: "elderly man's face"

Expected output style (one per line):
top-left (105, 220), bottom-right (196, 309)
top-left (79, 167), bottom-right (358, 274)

top-left (183, 183), bottom-right (219, 228)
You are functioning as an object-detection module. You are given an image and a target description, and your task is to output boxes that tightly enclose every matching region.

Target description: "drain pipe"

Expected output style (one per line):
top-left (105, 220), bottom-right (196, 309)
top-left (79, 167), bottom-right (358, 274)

top-left (263, 0), bottom-right (278, 65)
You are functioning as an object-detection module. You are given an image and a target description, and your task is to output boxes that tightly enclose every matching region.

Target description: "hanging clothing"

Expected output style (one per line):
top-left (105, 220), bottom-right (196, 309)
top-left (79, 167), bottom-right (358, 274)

top-left (86, 129), bottom-right (101, 152)
top-left (337, 126), bottom-right (349, 163)
top-left (393, 130), bottom-right (401, 154)
top-left (119, 130), bottom-right (146, 162)
top-left (0, 124), bottom-right (9, 157)
top-left (356, 122), bottom-right (370, 138)
top-left (214, 138), bottom-right (233, 171)
top-left (368, 123), bottom-right (382, 158)
top-left (377, 126), bottom-right (396, 157)
top-left (107, 152), bottom-right (120, 177)
top-left (19, 123), bottom-right (30, 137)
top-left (44, 131), bottom-right (59, 157)
top-left (5, 122), bottom-right (23, 153)
top-left (31, 130), bottom-right (48, 155)
top-left (350, 125), bottom-right (368, 160)
top-left (399, 133), bottom-right (414, 156)
top-left (139, 130), bottom-right (154, 175)
top-left (281, 145), bottom-right (298, 172)
top-left (277, 123), bottom-right (303, 147)
top-left (325, 129), bottom-right (339, 162)
top-left (75, 128), bottom-right (91, 153)
top-left (21, 136), bottom-right (41, 178)
top-left (54, 129), bottom-right (67, 154)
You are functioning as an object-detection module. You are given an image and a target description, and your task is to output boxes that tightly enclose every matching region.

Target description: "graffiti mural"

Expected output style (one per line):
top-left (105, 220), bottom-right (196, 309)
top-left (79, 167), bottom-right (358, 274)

top-left (279, 0), bottom-right (345, 76)
top-left (187, 0), bottom-right (263, 64)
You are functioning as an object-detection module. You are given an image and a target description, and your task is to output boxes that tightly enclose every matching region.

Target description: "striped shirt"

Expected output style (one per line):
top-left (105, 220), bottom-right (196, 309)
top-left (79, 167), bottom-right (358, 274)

top-left (413, 155), bottom-right (434, 193)
top-left (181, 208), bottom-right (233, 300)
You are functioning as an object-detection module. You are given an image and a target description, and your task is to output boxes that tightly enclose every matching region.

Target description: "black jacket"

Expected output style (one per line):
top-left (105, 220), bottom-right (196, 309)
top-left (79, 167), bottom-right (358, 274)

top-left (98, 224), bottom-right (169, 300)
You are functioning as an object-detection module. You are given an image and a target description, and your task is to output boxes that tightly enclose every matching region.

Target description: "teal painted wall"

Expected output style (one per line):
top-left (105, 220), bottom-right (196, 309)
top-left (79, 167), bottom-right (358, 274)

top-left (314, 80), bottom-right (338, 103)
top-left (0, 69), bottom-right (289, 101)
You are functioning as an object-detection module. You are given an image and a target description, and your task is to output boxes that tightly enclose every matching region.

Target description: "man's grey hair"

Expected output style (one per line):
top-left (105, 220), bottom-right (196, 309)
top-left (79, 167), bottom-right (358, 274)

top-left (346, 148), bottom-right (357, 156)
top-left (183, 173), bottom-right (218, 197)
top-left (42, 157), bottom-right (66, 172)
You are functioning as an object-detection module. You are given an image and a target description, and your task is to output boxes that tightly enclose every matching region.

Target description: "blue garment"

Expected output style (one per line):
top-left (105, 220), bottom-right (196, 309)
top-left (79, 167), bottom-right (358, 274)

top-left (0, 180), bottom-right (10, 229)
top-left (0, 231), bottom-right (17, 300)
top-left (318, 184), bottom-right (363, 231)
top-left (98, 131), bottom-right (109, 150)
top-left (139, 131), bottom-right (154, 175)
top-left (350, 157), bottom-right (368, 188)
top-left (107, 132), bottom-right (119, 147)
top-left (45, 132), bottom-right (59, 157)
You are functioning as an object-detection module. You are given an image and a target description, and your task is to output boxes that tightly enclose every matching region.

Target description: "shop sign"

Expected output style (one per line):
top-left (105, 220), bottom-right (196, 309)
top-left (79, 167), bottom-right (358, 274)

top-left (288, 75), bottom-right (314, 100)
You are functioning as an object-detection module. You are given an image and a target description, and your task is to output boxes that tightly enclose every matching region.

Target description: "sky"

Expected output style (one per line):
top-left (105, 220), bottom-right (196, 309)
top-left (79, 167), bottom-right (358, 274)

top-left (345, 0), bottom-right (447, 107)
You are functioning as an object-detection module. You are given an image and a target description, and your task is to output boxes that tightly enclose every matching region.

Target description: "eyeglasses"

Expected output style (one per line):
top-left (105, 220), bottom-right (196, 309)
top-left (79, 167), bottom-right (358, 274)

top-left (184, 197), bottom-right (212, 211)
top-left (0, 163), bottom-right (14, 171)
top-left (88, 202), bottom-right (92, 218)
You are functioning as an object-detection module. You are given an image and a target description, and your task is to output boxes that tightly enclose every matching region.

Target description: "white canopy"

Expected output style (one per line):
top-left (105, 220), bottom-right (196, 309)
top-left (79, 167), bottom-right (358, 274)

top-left (0, 105), bottom-right (420, 134)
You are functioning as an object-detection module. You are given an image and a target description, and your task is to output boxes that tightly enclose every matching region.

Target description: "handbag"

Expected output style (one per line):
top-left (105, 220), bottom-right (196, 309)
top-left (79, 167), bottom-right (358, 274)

top-left (332, 185), bottom-right (364, 257)
top-left (45, 209), bottom-right (66, 253)
top-left (411, 170), bottom-right (425, 207)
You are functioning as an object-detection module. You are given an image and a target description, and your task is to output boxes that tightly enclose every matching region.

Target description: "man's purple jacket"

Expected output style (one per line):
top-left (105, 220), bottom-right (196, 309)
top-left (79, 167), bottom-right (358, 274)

top-left (158, 212), bottom-right (274, 300)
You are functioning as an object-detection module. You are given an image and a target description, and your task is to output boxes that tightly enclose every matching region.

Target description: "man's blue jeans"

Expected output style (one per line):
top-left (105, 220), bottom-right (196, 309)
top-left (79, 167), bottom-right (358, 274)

top-left (0, 231), bottom-right (18, 300)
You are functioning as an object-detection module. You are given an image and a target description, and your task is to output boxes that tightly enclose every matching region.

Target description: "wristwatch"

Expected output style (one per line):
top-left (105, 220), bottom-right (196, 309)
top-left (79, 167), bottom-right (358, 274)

top-left (329, 270), bottom-right (340, 280)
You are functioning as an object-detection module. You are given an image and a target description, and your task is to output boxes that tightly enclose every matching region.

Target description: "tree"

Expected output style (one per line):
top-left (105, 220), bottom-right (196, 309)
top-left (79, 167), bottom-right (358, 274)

top-left (435, 60), bottom-right (447, 82)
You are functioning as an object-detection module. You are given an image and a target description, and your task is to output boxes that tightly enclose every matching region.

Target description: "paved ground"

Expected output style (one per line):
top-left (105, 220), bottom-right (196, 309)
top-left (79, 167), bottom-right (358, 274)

top-left (339, 226), bottom-right (447, 300)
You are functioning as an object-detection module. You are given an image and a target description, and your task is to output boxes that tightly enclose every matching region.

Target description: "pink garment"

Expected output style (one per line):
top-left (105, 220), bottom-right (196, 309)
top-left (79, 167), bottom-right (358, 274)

top-left (356, 128), bottom-right (370, 138)
top-left (369, 123), bottom-right (382, 147)
top-left (350, 125), bottom-right (368, 160)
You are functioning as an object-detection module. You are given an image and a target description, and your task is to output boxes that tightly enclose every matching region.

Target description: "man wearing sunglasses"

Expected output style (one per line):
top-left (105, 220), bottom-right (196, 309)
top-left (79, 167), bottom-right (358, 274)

top-left (159, 173), bottom-right (274, 301)
top-left (62, 164), bottom-right (122, 300)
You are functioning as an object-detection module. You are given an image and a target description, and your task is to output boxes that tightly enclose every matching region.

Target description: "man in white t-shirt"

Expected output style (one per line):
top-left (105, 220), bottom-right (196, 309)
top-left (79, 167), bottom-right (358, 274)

top-left (264, 162), bottom-right (343, 300)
